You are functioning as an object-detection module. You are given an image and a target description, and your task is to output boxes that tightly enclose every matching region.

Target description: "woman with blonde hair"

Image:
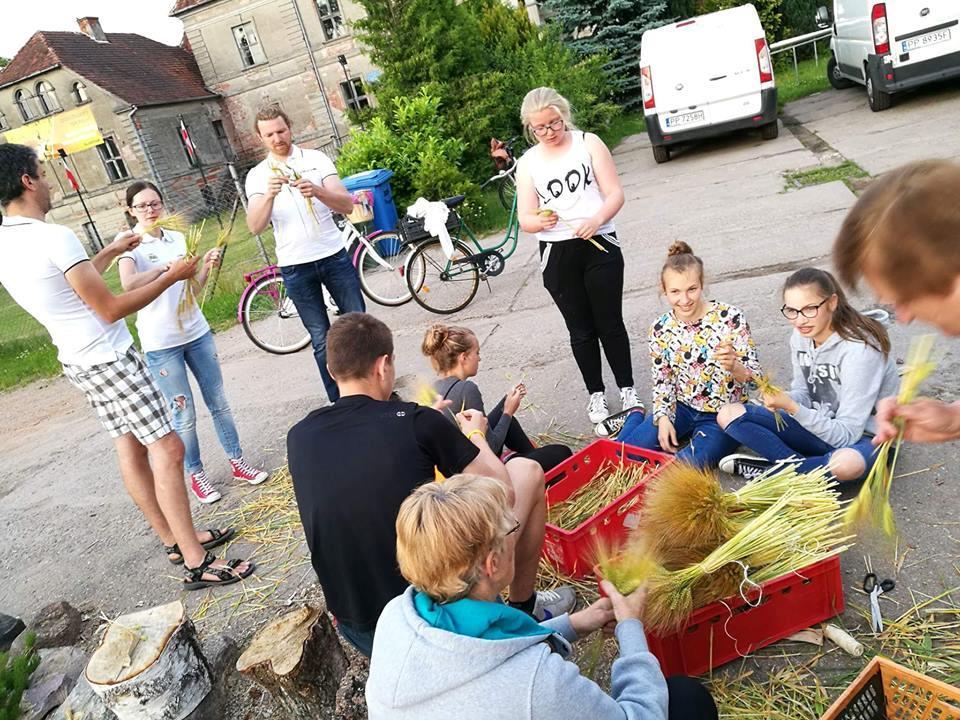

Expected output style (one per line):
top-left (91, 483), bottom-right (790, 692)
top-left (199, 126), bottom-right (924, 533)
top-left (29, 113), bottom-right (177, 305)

top-left (422, 323), bottom-right (572, 472)
top-left (366, 474), bottom-right (718, 719)
top-left (515, 87), bottom-right (640, 425)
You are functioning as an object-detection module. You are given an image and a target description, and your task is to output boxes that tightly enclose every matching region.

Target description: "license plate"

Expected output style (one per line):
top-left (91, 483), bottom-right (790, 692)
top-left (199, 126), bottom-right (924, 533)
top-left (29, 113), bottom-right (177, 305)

top-left (901, 28), bottom-right (951, 53)
top-left (665, 110), bottom-right (705, 128)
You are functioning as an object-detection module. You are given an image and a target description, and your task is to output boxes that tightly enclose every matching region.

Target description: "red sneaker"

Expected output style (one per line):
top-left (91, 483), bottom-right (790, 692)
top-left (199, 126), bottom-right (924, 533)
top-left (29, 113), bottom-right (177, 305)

top-left (230, 457), bottom-right (269, 485)
top-left (190, 470), bottom-right (222, 504)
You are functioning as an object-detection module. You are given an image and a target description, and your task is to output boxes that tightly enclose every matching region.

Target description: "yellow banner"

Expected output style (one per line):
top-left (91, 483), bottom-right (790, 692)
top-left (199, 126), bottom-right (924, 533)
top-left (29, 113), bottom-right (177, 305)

top-left (3, 105), bottom-right (103, 157)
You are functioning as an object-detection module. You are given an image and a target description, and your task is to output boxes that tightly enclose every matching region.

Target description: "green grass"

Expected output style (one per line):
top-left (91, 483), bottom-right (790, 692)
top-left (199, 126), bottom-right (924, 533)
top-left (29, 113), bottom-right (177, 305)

top-left (783, 160), bottom-right (869, 192)
top-left (0, 208), bottom-right (275, 391)
top-left (596, 111), bottom-right (647, 149)
top-left (776, 44), bottom-right (834, 107)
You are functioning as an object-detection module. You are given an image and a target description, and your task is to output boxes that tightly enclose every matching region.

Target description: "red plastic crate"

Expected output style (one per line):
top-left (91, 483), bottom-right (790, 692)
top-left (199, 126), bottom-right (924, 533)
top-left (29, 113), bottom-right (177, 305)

top-left (541, 439), bottom-right (673, 579)
top-left (616, 555), bottom-right (845, 676)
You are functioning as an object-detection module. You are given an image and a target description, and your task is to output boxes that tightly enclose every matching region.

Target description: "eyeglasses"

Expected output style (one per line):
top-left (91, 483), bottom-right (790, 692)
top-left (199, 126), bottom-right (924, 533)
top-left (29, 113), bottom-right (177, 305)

top-left (781, 297), bottom-right (830, 320)
top-left (505, 518), bottom-right (521, 537)
top-left (531, 118), bottom-right (565, 137)
top-left (132, 201), bottom-right (163, 211)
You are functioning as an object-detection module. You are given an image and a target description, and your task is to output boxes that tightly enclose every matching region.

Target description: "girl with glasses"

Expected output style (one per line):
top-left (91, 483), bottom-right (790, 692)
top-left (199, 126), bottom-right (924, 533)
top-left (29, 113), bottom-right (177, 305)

top-left (716, 268), bottom-right (898, 481)
top-left (608, 242), bottom-right (762, 469)
top-left (515, 87), bottom-right (640, 426)
top-left (119, 180), bottom-right (268, 513)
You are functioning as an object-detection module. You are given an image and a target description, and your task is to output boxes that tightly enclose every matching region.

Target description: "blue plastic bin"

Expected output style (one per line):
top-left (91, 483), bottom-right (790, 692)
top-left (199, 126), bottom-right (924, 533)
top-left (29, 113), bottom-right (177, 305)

top-left (342, 169), bottom-right (400, 256)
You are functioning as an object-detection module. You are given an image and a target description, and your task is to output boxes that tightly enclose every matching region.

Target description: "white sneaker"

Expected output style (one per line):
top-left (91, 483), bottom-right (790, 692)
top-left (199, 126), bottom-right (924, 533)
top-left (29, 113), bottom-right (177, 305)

top-left (718, 453), bottom-right (774, 480)
top-left (619, 386), bottom-right (642, 411)
top-left (532, 586), bottom-right (578, 621)
top-left (587, 392), bottom-right (609, 424)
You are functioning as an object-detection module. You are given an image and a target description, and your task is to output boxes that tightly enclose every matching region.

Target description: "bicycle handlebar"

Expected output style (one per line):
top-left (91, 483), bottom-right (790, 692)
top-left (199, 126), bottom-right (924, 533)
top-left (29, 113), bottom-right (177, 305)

top-left (481, 161), bottom-right (517, 189)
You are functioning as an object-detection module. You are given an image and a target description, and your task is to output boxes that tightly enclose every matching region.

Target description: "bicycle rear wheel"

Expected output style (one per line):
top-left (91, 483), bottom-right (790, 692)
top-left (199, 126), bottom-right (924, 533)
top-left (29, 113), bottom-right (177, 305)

top-left (241, 275), bottom-right (311, 354)
top-left (405, 239), bottom-right (479, 315)
top-left (357, 232), bottom-right (413, 306)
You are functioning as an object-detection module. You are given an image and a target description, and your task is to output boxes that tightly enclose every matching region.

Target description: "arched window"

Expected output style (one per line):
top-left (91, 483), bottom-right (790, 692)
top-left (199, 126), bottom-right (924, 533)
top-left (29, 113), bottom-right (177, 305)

top-left (0, 111), bottom-right (8, 131)
top-left (36, 81), bottom-right (60, 114)
top-left (72, 81), bottom-right (89, 104)
top-left (14, 89), bottom-right (34, 122)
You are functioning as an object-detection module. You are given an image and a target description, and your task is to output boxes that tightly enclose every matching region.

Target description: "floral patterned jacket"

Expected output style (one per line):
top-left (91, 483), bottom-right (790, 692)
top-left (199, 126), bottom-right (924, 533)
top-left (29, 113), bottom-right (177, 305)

top-left (649, 301), bottom-right (761, 422)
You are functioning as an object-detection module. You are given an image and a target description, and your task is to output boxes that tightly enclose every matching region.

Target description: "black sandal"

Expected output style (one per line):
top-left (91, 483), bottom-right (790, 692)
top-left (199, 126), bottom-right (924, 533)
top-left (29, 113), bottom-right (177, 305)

top-left (182, 551), bottom-right (255, 591)
top-left (164, 527), bottom-right (236, 565)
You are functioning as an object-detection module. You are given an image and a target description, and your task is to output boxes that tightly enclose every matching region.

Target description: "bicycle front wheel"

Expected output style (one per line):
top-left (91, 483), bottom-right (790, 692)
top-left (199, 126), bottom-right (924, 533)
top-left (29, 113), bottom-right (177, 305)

top-left (405, 239), bottom-right (479, 315)
top-left (241, 275), bottom-right (311, 354)
top-left (357, 233), bottom-right (413, 306)
top-left (498, 176), bottom-right (517, 211)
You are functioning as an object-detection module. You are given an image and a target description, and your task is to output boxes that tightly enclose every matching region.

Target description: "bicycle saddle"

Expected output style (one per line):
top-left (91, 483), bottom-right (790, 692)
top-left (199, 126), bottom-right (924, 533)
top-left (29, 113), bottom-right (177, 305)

top-left (442, 195), bottom-right (466, 208)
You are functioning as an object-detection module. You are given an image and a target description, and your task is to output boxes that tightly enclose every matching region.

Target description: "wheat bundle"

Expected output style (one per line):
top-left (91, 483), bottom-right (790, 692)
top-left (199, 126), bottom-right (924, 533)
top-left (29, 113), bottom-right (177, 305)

top-left (546, 459), bottom-right (648, 530)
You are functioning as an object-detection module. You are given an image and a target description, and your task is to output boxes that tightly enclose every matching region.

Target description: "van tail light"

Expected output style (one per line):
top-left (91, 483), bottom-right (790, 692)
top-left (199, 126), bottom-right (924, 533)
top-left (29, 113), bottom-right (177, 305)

top-left (755, 38), bottom-right (773, 83)
top-left (872, 3), bottom-right (890, 54)
top-left (641, 66), bottom-right (656, 109)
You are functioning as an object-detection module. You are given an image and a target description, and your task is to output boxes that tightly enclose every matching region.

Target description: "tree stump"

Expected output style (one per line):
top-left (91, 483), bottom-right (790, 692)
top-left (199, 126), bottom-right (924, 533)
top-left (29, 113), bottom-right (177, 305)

top-left (85, 601), bottom-right (210, 720)
top-left (236, 605), bottom-right (347, 719)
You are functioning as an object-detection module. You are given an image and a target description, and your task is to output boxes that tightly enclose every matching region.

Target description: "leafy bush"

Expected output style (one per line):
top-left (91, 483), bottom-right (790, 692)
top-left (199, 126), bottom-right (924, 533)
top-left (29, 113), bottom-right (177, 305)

top-left (0, 633), bottom-right (39, 720)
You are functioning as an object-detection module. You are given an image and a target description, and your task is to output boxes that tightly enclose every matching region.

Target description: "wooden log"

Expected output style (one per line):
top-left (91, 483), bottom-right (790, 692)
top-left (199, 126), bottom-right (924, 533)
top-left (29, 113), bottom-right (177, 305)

top-left (236, 604), bottom-right (347, 719)
top-left (85, 601), bottom-right (211, 720)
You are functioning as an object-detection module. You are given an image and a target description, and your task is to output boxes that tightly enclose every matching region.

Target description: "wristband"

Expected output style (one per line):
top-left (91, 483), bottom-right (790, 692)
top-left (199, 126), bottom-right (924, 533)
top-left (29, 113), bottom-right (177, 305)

top-left (465, 429), bottom-right (486, 443)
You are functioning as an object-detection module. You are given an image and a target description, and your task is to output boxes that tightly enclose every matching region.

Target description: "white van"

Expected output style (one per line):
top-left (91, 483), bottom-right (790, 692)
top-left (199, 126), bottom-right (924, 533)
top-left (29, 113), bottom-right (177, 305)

top-left (640, 4), bottom-right (778, 164)
top-left (817, 1), bottom-right (960, 111)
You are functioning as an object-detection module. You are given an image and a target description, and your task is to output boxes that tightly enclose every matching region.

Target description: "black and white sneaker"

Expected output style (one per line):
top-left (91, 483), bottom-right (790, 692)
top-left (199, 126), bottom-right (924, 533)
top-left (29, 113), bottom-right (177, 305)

top-left (719, 454), bottom-right (774, 480)
top-left (595, 406), bottom-right (645, 438)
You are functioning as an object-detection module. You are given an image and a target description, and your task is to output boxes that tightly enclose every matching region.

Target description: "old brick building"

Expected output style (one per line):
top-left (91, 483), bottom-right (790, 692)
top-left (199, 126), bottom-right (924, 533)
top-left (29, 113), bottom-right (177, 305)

top-left (171, 0), bottom-right (378, 161)
top-left (0, 18), bottom-right (234, 252)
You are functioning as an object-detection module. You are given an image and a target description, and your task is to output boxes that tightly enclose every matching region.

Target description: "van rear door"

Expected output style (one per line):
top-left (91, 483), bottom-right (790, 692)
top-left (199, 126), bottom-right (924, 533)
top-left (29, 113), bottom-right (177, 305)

top-left (886, 1), bottom-right (960, 68)
top-left (651, 6), bottom-right (765, 134)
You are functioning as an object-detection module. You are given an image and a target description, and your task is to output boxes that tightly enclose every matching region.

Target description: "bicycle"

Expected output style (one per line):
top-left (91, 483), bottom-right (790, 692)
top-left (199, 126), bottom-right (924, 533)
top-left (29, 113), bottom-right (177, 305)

top-left (239, 217), bottom-right (412, 354)
top-left (489, 137), bottom-right (520, 211)
top-left (403, 158), bottom-right (522, 315)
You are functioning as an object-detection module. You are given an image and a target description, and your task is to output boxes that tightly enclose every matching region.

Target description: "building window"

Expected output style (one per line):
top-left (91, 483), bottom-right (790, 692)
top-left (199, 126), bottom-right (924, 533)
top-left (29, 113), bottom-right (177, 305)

top-left (97, 137), bottom-right (129, 182)
top-left (212, 119), bottom-right (233, 159)
top-left (177, 127), bottom-right (199, 168)
top-left (14, 89), bottom-right (36, 122)
top-left (35, 81), bottom-right (61, 115)
top-left (0, 112), bottom-right (7, 131)
top-left (232, 22), bottom-right (266, 68)
top-left (72, 82), bottom-right (89, 104)
top-left (316, 0), bottom-right (345, 41)
top-left (339, 78), bottom-right (369, 112)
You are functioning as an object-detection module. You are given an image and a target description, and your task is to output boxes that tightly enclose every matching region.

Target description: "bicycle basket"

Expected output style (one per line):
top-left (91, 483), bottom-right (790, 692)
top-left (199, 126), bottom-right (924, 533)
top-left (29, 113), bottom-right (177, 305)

top-left (398, 210), bottom-right (461, 245)
top-left (346, 190), bottom-right (374, 224)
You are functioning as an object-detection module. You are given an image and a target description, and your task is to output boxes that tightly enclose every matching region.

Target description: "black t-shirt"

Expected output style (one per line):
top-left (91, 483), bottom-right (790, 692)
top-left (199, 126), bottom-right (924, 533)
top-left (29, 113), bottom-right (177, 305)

top-left (287, 394), bottom-right (481, 632)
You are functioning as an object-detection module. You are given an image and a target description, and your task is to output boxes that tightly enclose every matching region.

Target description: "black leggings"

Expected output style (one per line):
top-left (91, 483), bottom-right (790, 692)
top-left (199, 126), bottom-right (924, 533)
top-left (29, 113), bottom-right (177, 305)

top-left (667, 675), bottom-right (719, 720)
top-left (540, 235), bottom-right (633, 394)
top-left (488, 400), bottom-right (572, 473)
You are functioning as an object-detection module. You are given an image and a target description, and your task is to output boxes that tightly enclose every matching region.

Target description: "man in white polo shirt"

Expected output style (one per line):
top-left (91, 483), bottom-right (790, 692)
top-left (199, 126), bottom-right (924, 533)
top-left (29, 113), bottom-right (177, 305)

top-left (0, 144), bottom-right (253, 590)
top-left (246, 104), bottom-right (364, 402)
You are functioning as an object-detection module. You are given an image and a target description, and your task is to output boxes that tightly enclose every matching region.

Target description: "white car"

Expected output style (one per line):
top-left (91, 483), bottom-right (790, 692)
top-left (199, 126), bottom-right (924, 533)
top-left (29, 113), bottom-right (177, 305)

top-left (640, 4), bottom-right (778, 164)
top-left (818, 0), bottom-right (960, 111)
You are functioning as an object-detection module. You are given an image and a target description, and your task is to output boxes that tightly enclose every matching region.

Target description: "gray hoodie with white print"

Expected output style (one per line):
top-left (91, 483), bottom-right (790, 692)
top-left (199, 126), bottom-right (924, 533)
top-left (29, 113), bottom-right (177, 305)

top-left (787, 330), bottom-right (899, 448)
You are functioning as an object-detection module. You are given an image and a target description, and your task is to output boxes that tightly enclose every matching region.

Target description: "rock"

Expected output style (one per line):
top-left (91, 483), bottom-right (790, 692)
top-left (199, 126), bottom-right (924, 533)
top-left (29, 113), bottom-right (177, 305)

top-left (49, 677), bottom-right (118, 720)
top-left (19, 646), bottom-right (88, 720)
top-left (0, 612), bottom-right (25, 651)
top-left (187, 634), bottom-right (241, 720)
top-left (30, 601), bottom-right (83, 649)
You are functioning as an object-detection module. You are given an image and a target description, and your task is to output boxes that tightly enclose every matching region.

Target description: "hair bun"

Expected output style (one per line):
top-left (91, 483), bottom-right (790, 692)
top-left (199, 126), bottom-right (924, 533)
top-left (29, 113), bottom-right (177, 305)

top-left (421, 324), bottom-right (450, 356)
top-left (667, 241), bottom-right (694, 258)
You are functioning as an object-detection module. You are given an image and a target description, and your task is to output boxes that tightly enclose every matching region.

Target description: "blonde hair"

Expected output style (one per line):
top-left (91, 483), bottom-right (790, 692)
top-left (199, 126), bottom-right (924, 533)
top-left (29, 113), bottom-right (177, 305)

top-left (520, 87), bottom-right (575, 143)
top-left (834, 160), bottom-right (960, 301)
top-left (421, 323), bottom-right (476, 373)
top-left (396, 475), bottom-right (513, 603)
top-left (661, 241), bottom-right (705, 288)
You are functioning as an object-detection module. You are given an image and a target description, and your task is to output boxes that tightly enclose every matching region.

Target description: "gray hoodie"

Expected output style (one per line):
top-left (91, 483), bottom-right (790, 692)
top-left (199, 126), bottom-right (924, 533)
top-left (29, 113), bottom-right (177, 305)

top-left (366, 587), bottom-right (669, 720)
top-left (787, 330), bottom-right (899, 447)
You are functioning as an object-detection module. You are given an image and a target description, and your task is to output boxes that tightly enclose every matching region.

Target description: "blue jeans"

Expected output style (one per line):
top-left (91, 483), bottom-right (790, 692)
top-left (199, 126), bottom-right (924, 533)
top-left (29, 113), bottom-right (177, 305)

top-left (145, 331), bottom-right (242, 474)
top-left (280, 250), bottom-right (366, 402)
top-left (618, 402), bottom-right (738, 468)
top-left (722, 404), bottom-right (878, 479)
top-left (336, 621), bottom-right (374, 657)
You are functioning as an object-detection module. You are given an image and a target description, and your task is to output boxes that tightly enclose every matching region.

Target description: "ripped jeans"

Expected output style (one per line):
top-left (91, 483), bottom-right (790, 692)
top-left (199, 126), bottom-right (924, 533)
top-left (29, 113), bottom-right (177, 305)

top-left (144, 331), bottom-right (242, 474)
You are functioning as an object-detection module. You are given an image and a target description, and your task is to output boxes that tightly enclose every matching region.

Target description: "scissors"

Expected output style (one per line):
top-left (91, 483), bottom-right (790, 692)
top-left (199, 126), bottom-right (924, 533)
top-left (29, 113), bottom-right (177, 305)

top-left (863, 573), bottom-right (895, 634)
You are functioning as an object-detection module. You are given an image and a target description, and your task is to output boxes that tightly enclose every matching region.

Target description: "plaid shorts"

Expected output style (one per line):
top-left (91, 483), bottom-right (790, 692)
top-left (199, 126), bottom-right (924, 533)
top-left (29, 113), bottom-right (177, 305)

top-left (62, 346), bottom-right (173, 444)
